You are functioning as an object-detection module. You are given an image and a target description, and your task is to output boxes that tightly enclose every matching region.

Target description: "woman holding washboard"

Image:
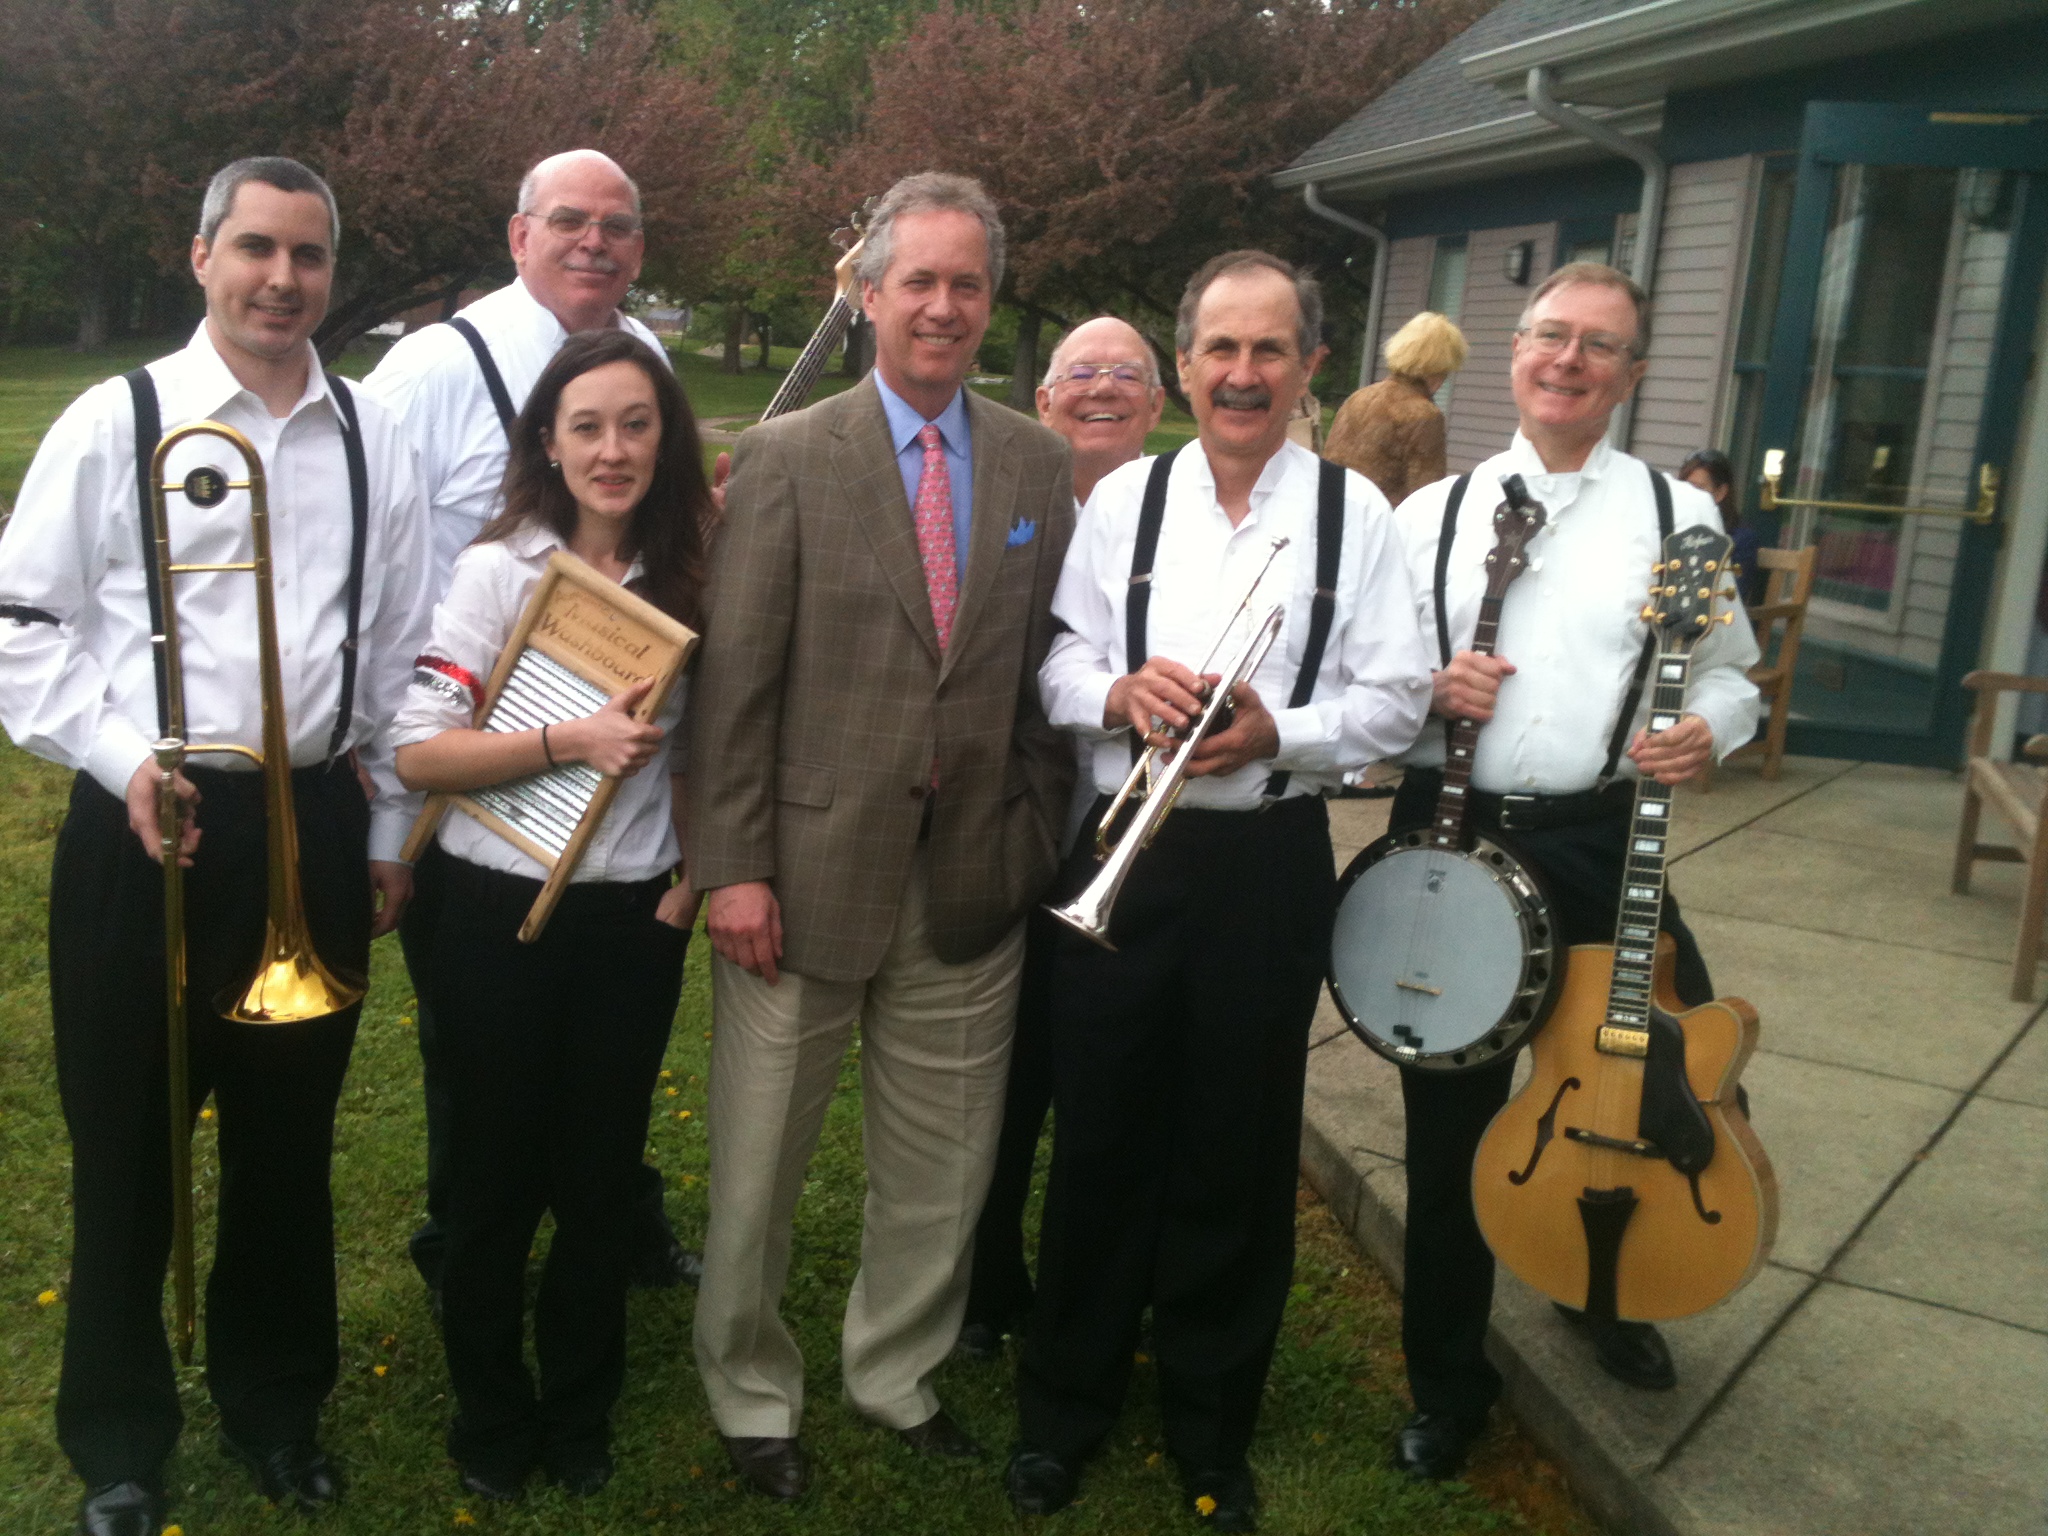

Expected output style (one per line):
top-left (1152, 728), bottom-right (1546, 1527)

top-left (393, 329), bottom-right (709, 1501)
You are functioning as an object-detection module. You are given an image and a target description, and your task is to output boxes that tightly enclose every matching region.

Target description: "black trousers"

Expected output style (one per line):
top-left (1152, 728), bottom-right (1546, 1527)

top-left (1388, 772), bottom-right (1713, 1425)
top-left (399, 844), bottom-right (674, 1292)
top-left (1017, 795), bottom-right (1333, 1472)
top-left (50, 764), bottom-right (369, 1486)
top-left (963, 901), bottom-right (1064, 1332)
top-left (427, 856), bottom-right (686, 1478)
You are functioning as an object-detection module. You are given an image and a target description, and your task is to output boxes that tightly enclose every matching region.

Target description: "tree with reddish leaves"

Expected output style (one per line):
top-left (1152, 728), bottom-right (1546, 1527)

top-left (795, 0), bottom-right (1491, 405)
top-left (0, 0), bottom-right (737, 354)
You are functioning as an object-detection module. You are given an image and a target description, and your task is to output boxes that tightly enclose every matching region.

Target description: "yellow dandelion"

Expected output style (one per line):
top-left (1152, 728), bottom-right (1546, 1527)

top-left (382, 1333), bottom-right (397, 1347)
top-left (689, 1465), bottom-right (703, 1479)
top-left (1134, 1351), bottom-right (1150, 1365)
top-left (373, 1364), bottom-right (388, 1378)
top-left (398, 1016), bottom-right (413, 1028)
top-left (678, 1109), bottom-right (693, 1120)
top-left (37, 1289), bottom-right (58, 1307)
top-left (702, 1031), bottom-right (712, 1040)
top-left (1195, 1495), bottom-right (1218, 1517)
top-left (1145, 1452), bottom-right (1162, 1469)
top-left (453, 1510), bottom-right (475, 1527)
top-left (199, 1107), bottom-right (215, 1121)
top-left (665, 1087), bottom-right (679, 1098)
top-left (164, 1527), bottom-right (184, 1536)
top-left (660, 1069), bottom-right (672, 1080)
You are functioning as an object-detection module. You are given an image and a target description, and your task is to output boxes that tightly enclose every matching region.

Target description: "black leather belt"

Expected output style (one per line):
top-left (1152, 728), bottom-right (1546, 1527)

top-left (1472, 780), bottom-right (1634, 833)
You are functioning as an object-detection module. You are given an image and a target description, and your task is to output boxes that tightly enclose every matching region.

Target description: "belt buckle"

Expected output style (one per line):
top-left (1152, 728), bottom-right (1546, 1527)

top-left (1499, 792), bottom-right (1538, 832)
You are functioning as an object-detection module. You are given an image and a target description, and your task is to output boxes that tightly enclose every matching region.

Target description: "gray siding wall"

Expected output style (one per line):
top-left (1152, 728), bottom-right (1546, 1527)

top-left (1367, 237), bottom-right (1436, 386)
top-left (1442, 223), bottom-right (1558, 472)
top-left (1629, 156), bottom-right (1754, 473)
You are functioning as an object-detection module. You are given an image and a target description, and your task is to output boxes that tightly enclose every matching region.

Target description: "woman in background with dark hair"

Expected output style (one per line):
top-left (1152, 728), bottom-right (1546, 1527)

top-left (1680, 448), bottom-right (1765, 604)
top-left (393, 329), bottom-right (710, 1501)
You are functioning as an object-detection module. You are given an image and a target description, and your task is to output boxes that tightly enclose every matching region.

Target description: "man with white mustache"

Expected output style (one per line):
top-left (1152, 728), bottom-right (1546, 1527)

top-left (364, 149), bottom-right (702, 1314)
top-left (1012, 253), bottom-right (1432, 1529)
top-left (1383, 262), bottom-right (1758, 1481)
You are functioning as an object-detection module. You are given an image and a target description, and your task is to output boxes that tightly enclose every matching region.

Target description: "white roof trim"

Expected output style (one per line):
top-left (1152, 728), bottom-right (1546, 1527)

top-left (1462, 0), bottom-right (2040, 106)
top-left (1273, 101), bottom-right (1663, 198)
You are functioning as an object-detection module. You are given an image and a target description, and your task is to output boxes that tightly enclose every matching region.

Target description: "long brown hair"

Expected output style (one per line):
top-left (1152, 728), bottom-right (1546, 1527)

top-left (478, 328), bottom-right (709, 630)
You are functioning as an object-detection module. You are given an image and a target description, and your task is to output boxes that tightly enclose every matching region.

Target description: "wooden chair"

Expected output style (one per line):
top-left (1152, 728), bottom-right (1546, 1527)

top-left (1719, 545), bottom-right (1818, 782)
top-left (1954, 671), bottom-right (2048, 1002)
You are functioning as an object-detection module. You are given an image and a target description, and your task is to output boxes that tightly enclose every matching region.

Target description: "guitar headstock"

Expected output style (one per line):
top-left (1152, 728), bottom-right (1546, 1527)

top-left (830, 197), bottom-right (880, 301)
top-left (1481, 473), bottom-right (1548, 599)
top-left (1643, 525), bottom-right (1739, 651)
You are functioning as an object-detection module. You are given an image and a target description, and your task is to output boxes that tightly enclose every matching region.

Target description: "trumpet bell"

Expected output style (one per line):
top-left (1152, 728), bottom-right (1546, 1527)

top-left (1046, 887), bottom-right (1119, 951)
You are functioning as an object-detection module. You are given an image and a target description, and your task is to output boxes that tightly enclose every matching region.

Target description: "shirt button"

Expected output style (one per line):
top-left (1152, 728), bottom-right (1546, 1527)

top-left (908, 784), bottom-right (927, 800)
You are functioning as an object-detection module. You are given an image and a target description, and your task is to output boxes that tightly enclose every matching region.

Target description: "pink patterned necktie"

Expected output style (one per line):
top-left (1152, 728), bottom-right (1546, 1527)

top-left (914, 423), bottom-right (959, 651)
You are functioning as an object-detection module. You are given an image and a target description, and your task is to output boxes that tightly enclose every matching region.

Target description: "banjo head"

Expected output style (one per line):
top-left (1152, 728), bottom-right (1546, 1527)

top-left (1329, 831), bottom-right (1562, 1073)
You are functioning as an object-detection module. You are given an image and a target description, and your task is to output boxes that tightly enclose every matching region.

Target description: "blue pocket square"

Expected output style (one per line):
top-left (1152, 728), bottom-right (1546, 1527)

top-left (1006, 518), bottom-right (1037, 548)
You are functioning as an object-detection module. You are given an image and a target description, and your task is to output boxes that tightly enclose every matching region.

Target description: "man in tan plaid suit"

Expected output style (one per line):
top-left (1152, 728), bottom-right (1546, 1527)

top-left (686, 173), bottom-right (1076, 1497)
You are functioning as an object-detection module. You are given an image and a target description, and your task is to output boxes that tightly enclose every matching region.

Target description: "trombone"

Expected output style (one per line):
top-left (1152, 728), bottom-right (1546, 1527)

top-left (1047, 539), bottom-right (1291, 950)
top-left (147, 422), bottom-right (365, 1363)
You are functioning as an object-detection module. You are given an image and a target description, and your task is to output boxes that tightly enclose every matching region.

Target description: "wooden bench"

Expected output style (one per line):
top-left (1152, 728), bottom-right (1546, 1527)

top-left (1953, 671), bottom-right (2048, 1001)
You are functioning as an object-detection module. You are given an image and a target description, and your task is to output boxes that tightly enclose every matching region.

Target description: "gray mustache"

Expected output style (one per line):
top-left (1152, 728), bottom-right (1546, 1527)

top-left (1212, 385), bottom-right (1272, 410)
top-left (565, 257), bottom-right (621, 275)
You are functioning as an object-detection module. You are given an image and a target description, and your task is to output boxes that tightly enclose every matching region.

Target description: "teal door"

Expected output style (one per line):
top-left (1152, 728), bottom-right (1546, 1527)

top-left (1753, 103), bottom-right (2048, 767)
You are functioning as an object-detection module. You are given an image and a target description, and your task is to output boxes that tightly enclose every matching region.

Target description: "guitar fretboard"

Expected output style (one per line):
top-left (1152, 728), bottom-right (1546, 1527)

top-left (1605, 648), bottom-right (1693, 1032)
top-left (762, 295), bottom-right (857, 422)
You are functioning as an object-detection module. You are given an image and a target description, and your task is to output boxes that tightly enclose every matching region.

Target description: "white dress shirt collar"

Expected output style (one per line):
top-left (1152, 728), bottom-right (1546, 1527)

top-left (170, 320), bottom-right (334, 425)
top-left (499, 519), bottom-right (646, 585)
top-left (1181, 437), bottom-right (1308, 530)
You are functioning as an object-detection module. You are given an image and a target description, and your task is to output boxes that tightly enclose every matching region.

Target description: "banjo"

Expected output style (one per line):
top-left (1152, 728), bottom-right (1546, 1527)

top-left (1328, 474), bottom-right (1562, 1072)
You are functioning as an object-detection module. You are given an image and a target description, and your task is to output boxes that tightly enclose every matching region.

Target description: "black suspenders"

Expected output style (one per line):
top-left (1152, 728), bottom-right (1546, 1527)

top-left (448, 315), bottom-right (516, 436)
top-left (124, 366), bottom-right (369, 762)
top-left (1125, 449), bottom-right (1346, 799)
top-left (1429, 462), bottom-right (1675, 788)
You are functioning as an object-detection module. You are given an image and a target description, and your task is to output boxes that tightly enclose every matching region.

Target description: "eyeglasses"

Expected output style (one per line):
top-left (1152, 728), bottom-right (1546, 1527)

top-left (522, 207), bottom-right (643, 243)
top-left (1516, 323), bottom-right (1638, 366)
top-left (1053, 362), bottom-right (1153, 388)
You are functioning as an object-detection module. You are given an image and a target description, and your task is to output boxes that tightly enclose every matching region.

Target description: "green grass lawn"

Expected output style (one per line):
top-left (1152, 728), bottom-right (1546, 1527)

top-left (0, 344), bottom-right (1589, 1534)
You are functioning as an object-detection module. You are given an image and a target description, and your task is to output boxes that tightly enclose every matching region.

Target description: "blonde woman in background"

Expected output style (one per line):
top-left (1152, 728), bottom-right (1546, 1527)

top-left (1324, 311), bottom-right (1468, 506)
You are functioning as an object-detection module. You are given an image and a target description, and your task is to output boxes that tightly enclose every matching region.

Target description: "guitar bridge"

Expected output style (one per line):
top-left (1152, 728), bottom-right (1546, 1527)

top-left (1597, 1025), bottom-right (1649, 1057)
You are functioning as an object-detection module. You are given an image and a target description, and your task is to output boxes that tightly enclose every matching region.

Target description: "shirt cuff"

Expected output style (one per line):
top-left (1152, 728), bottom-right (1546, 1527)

top-left (1065, 671), bottom-right (1121, 739)
top-left (85, 719), bottom-right (159, 804)
top-left (1269, 704), bottom-right (1325, 769)
top-left (369, 800), bottom-right (420, 864)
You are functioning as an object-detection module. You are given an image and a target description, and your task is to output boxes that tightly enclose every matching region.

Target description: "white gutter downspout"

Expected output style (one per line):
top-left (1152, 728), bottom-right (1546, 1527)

top-left (1524, 65), bottom-right (1666, 449)
top-left (1303, 182), bottom-right (1389, 393)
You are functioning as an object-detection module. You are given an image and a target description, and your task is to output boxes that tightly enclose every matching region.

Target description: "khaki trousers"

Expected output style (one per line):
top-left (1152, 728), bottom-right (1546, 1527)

top-left (693, 851), bottom-right (1025, 1436)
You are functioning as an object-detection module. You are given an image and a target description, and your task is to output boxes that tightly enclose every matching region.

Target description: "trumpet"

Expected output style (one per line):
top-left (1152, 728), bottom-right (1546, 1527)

top-left (147, 422), bottom-right (365, 1363)
top-left (1047, 540), bottom-right (1291, 950)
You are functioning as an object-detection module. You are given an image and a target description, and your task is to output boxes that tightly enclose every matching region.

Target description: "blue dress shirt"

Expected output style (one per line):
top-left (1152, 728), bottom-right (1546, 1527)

top-left (874, 372), bottom-right (973, 580)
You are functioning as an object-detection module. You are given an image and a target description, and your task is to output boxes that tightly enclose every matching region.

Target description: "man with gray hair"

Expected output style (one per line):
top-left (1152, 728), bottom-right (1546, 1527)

top-left (0, 155), bottom-right (432, 1536)
top-left (1011, 250), bottom-right (1433, 1528)
top-left (688, 170), bottom-right (1076, 1498)
top-left (363, 148), bottom-right (702, 1313)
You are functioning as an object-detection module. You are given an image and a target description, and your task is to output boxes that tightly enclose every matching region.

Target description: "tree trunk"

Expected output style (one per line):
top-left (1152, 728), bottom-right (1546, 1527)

top-left (841, 316), bottom-right (866, 376)
top-left (756, 316), bottom-right (771, 370)
top-left (1006, 305), bottom-right (1043, 413)
top-left (73, 266), bottom-right (109, 351)
top-left (722, 303), bottom-right (745, 374)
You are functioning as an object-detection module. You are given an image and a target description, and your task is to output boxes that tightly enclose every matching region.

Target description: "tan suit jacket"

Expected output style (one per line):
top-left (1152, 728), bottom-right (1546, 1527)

top-left (688, 376), bottom-right (1076, 983)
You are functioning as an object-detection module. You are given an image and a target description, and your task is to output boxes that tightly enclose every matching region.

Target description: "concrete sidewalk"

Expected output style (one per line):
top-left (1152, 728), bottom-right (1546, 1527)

top-left (1300, 760), bottom-right (2048, 1536)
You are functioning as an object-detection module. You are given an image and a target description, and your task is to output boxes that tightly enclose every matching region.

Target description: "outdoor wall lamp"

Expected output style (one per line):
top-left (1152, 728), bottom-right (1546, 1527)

top-left (1503, 240), bottom-right (1534, 285)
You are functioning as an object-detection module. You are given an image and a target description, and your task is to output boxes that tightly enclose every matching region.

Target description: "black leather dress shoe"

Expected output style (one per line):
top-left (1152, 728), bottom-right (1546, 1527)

top-left (894, 1407), bottom-right (984, 1460)
top-left (1553, 1303), bottom-right (1678, 1391)
top-left (76, 1481), bottom-right (162, 1536)
top-left (222, 1436), bottom-right (343, 1511)
top-left (954, 1322), bottom-right (1005, 1360)
top-left (629, 1235), bottom-right (704, 1290)
top-left (458, 1463), bottom-right (526, 1503)
top-left (1004, 1448), bottom-right (1078, 1516)
top-left (547, 1447), bottom-right (614, 1497)
top-left (722, 1435), bottom-right (808, 1500)
top-left (1393, 1412), bottom-right (1480, 1481)
top-left (1181, 1463), bottom-right (1258, 1532)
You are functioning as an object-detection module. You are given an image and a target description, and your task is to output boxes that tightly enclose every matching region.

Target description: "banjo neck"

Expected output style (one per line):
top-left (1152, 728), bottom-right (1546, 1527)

top-left (761, 292), bottom-right (857, 422)
top-left (1429, 473), bottom-right (1545, 850)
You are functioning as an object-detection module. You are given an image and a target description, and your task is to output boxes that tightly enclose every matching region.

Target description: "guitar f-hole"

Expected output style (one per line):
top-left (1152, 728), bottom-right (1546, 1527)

top-left (1508, 1076), bottom-right (1580, 1185)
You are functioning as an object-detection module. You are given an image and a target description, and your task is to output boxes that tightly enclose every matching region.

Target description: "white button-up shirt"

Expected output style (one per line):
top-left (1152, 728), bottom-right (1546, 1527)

top-left (362, 278), bottom-right (670, 590)
top-left (1393, 433), bottom-right (1761, 794)
top-left (1041, 439), bottom-right (1434, 810)
top-left (0, 323), bottom-right (433, 860)
top-left (391, 522), bottom-right (686, 884)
